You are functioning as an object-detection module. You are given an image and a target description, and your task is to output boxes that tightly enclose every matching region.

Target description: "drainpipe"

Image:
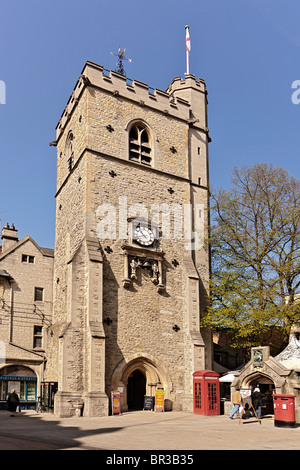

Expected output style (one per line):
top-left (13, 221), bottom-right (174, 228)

top-left (9, 278), bottom-right (13, 343)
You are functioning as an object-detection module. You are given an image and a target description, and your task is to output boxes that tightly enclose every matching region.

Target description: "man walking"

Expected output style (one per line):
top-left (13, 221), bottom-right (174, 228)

top-left (229, 387), bottom-right (242, 419)
top-left (252, 387), bottom-right (264, 420)
top-left (7, 389), bottom-right (20, 417)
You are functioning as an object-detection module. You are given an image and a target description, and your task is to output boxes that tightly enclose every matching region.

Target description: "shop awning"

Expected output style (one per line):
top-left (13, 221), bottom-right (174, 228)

top-left (219, 373), bottom-right (236, 383)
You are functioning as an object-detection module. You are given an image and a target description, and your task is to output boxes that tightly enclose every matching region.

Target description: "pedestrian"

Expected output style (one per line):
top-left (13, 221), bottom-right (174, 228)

top-left (7, 389), bottom-right (20, 417)
top-left (252, 386), bottom-right (264, 420)
top-left (229, 387), bottom-right (242, 419)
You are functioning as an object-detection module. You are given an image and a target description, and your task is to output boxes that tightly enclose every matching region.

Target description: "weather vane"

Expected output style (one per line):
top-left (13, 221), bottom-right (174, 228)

top-left (110, 46), bottom-right (132, 76)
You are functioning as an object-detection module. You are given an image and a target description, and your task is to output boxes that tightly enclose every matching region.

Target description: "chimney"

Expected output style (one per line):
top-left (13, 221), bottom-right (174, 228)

top-left (1, 223), bottom-right (19, 253)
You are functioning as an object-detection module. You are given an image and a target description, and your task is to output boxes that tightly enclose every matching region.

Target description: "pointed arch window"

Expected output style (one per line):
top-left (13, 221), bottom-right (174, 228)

top-left (129, 123), bottom-right (152, 166)
top-left (65, 131), bottom-right (74, 172)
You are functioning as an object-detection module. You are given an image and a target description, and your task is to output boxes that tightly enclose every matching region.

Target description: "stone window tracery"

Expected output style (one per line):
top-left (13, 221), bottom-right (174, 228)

top-left (129, 123), bottom-right (152, 165)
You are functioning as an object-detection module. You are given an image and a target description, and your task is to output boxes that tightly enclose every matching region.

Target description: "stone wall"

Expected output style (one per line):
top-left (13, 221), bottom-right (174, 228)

top-left (49, 61), bottom-right (211, 416)
top-left (0, 234), bottom-right (53, 384)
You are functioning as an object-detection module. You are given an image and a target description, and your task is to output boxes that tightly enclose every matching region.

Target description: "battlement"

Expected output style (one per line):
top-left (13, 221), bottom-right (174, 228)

top-left (55, 60), bottom-right (207, 141)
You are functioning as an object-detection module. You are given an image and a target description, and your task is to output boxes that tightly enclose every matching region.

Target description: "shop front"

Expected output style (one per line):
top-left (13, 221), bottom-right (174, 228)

top-left (0, 365), bottom-right (37, 410)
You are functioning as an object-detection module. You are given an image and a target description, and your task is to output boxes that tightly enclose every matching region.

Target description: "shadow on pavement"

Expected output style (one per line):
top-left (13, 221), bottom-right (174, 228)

top-left (0, 410), bottom-right (122, 450)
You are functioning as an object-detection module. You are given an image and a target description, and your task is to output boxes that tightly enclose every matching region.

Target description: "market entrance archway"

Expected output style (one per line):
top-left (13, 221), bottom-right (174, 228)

top-left (243, 372), bottom-right (275, 415)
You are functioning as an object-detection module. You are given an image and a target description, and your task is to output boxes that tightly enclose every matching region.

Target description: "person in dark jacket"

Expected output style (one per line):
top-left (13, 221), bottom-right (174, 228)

top-left (252, 387), bottom-right (264, 420)
top-left (7, 389), bottom-right (20, 416)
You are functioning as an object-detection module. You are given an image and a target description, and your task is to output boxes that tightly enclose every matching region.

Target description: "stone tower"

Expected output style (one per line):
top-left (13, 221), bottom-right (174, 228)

top-left (46, 61), bottom-right (212, 417)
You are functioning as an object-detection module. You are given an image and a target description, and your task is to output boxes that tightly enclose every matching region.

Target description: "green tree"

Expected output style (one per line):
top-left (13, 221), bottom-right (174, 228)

top-left (204, 163), bottom-right (300, 351)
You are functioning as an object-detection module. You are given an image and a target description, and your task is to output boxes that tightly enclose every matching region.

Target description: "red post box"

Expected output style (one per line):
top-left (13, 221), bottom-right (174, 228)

top-left (273, 394), bottom-right (296, 428)
top-left (193, 370), bottom-right (220, 416)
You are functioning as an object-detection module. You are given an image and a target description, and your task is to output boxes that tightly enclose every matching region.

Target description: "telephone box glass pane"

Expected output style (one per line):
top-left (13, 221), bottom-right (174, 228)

top-left (208, 383), bottom-right (217, 410)
top-left (194, 382), bottom-right (201, 409)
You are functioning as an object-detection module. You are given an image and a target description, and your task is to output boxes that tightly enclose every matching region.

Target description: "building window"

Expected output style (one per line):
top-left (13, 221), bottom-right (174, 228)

top-left (34, 287), bottom-right (44, 302)
top-left (0, 378), bottom-right (37, 403)
top-left (33, 326), bottom-right (43, 349)
top-left (67, 154), bottom-right (74, 172)
top-left (129, 124), bottom-right (152, 165)
top-left (22, 255), bottom-right (35, 263)
top-left (65, 130), bottom-right (74, 172)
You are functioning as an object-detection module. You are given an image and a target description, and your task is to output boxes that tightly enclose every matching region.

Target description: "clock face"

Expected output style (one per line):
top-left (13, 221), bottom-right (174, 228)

top-left (133, 225), bottom-right (155, 246)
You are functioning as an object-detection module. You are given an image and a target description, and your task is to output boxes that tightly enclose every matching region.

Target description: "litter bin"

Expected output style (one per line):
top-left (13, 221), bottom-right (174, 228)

top-left (273, 394), bottom-right (296, 428)
top-left (220, 398), bottom-right (228, 415)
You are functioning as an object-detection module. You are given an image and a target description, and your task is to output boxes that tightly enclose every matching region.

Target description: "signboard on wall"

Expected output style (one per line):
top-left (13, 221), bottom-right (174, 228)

top-left (155, 388), bottom-right (164, 412)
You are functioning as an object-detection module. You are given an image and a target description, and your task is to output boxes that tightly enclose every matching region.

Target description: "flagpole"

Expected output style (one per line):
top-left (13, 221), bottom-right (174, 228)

top-left (186, 46), bottom-right (190, 75)
top-left (185, 25), bottom-right (190, 75)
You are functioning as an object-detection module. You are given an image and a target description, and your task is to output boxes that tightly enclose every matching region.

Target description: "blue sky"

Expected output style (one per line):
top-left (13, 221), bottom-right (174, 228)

top-left (1, 0), bottom-right (300, 248)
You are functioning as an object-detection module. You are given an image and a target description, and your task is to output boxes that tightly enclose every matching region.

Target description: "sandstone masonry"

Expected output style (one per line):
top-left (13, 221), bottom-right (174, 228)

top-left (0, 224), bottom-right (53, 407)
top-left (47, 61), bottom-right (213, 417)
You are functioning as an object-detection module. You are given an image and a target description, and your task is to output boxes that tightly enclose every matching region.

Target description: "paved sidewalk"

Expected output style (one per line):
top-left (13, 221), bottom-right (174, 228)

top-left (0, 409), bottom-right (299, 451)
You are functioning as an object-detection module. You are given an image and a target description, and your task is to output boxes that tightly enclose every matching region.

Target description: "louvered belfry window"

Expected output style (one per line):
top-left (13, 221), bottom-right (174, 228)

top-left (129, 124), bottom-right (152, 165)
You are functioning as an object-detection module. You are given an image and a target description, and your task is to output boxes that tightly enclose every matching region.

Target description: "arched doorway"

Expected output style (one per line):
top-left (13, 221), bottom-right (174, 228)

top-left (111, 354), bottom-right (173, 412)
top-left (243, 372), bottom-right (275, 416)
top-left (127, 370), bottom-right (146, 410)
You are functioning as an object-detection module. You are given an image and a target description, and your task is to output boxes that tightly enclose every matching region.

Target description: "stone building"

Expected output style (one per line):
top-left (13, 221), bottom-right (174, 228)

top-left (230, 326), bottom-right (300, 422)
top-left (0, 224), bottom-right (54, 408)
top-left (45, 61), bottom-right (213, 417)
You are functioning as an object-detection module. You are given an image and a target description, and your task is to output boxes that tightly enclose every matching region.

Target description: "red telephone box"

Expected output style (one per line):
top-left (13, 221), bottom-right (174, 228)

top-left (193, 370), bottom-right (220, 415)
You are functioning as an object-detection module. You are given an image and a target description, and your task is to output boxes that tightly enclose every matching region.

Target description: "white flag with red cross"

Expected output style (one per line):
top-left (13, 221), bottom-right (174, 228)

top-left (186, 26), bottom-right (191, 52)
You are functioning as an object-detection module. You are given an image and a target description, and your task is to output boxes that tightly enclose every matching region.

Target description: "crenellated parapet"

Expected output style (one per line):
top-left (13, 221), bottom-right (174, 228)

top-left (55, 61), bottom-right (207, 141)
